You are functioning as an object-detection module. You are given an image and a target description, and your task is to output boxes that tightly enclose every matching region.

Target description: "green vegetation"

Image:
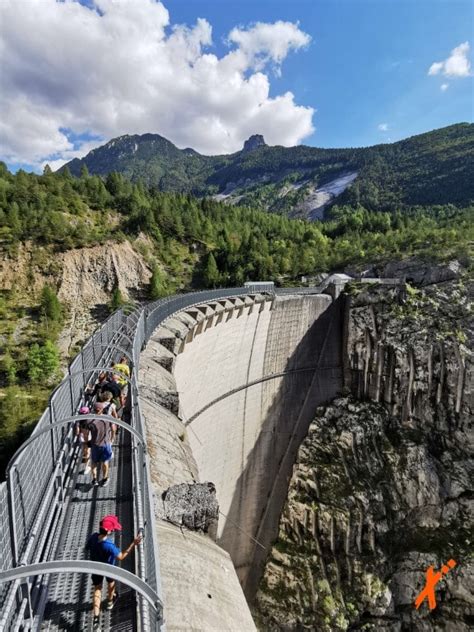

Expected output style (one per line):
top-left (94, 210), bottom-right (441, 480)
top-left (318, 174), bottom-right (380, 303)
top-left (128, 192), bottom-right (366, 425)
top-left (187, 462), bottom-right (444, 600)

top-left (27, 341), bottom-right (60, 383)
top-left (148, 265), bottom-right (168, 300)
top-left (0, 282), bottom-right (63, 477)
top-left (0, 164), bottom-right (472, 290)
top-left (109, 286), bottom-right (125, 312)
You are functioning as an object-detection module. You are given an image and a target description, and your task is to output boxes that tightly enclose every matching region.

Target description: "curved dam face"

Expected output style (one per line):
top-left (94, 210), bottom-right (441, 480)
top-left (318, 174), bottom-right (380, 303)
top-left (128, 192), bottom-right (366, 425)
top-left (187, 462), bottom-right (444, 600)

top-left (173, 293), bottom-right (343, 598)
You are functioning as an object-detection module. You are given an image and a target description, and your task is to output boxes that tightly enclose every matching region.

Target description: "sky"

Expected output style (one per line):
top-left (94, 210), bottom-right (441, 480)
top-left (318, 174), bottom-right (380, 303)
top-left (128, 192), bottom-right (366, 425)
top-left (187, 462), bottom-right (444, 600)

top-left (0, 0), bottom-right (472, 173)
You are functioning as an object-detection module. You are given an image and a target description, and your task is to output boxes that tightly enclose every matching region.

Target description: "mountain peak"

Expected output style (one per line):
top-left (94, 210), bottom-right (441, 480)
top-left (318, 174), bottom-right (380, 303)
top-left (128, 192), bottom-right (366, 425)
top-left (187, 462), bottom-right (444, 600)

top-left (242, 134), bottom-right (266, 153)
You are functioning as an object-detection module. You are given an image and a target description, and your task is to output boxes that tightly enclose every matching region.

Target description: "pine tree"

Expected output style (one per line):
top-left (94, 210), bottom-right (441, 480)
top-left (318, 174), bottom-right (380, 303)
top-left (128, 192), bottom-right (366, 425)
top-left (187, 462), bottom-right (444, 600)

top-left (40, 285), bottom-right (62, 323)
top-left (203, 253), bottom-right (219, 288)
top-left (1, 350), bottom-right (17, 385)
top-left (149, 266), bottom-right (167, 300)
top-left (110, 286), bottom-right (125, 312)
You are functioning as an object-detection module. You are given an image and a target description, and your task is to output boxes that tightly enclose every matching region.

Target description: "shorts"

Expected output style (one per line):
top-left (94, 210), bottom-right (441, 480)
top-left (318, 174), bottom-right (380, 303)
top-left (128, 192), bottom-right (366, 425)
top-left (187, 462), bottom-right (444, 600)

top-left (91, 444), bottom-right (113, 464)
top-left (92, 574), bottom-right (114, 587)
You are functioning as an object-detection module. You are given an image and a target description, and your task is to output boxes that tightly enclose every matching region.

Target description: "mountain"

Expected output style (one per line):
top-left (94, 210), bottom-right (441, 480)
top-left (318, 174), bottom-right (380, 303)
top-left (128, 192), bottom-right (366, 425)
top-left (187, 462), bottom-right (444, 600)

top-left (62, 123), bottom-right (474, 218)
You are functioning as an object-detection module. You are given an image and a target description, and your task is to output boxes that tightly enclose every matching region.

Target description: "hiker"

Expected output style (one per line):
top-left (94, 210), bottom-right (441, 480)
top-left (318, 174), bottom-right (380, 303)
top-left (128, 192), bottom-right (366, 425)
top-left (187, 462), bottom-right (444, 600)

top-left (98, 390), bottom-right (118, 442)
top-left (89, 401), bottom-right (116, 487)
top-left (84, 371), bottom-right (107, 406)
top-left (75, 405), bottom-right (91, 467)
top-left (98, 374), bottom-right (122, 410)
top-left (86, 514), bottom-right (142, 631)
top-left (112, 356), bottom-right (130, 408)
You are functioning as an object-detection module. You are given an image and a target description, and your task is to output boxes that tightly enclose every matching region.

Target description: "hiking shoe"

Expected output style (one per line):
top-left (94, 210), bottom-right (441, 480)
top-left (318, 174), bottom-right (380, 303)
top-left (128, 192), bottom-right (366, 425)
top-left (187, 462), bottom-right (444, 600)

top-left (106, 593), bottom-right (118, 610)
top-left (101, 478), bottom-right (109, 487)
top-left (93, 615), bottom-right (100, 630)
top-left (92, 478), bottom-right (99, 487)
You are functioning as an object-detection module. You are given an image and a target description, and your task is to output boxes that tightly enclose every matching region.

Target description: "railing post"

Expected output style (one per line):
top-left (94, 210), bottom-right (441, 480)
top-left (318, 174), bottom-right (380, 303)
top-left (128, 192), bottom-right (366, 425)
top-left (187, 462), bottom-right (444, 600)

top-left (7, 465), bottom-right (19, 566)
top-left (49, 398), bottom-right (58, 463)
top-left (67, 367), bottom-right (76, 414)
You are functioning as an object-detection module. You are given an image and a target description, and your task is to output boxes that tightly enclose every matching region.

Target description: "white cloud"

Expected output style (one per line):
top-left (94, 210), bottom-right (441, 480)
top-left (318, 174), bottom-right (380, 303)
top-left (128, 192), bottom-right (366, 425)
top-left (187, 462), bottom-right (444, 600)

top-left (440, 83), bottom-right (449, 91)
top-left (428, 42), bottom-right (471, 77)
top-left (0, 0), bottom-right (314, 170)
top-left (227, 20), bottom-right (311, 73)
top-left (378, 123), bottom-right (389, 132)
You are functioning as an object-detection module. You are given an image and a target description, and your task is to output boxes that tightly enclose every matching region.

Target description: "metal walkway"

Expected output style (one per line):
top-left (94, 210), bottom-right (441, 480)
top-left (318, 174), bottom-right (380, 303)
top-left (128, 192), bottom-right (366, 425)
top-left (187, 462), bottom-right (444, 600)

top-left (41, 424), bottom-right (136, 632)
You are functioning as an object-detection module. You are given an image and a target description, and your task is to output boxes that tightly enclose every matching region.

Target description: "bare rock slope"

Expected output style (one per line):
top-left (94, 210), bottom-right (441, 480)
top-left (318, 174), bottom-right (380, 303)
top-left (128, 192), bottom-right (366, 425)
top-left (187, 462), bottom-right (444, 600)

top-left (255, 278), bottom-right (473, 631)
top-left (0, 240), bottom-right (151, 352)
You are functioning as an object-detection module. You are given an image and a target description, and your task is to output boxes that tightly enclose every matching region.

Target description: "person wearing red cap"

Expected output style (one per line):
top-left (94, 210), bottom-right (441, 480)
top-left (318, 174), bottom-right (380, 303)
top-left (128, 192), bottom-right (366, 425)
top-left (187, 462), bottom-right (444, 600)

top-left (86, 515), bottom-right (142, 631)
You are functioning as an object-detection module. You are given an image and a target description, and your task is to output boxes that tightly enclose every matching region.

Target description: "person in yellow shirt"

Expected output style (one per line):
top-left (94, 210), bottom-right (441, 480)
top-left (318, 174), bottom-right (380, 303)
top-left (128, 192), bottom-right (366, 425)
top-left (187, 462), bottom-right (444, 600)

top-left (112, 356), bottom-right (130, 408)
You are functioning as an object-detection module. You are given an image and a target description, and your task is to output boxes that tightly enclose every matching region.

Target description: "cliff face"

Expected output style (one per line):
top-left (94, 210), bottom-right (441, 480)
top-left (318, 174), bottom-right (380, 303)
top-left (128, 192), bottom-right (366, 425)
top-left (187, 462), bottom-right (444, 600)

top-left (255, 278), bottom-right (473, 631)
top-left (0, 240), bottom-right (151, 353)
top-left (0, 240), bottom-right (150, 301)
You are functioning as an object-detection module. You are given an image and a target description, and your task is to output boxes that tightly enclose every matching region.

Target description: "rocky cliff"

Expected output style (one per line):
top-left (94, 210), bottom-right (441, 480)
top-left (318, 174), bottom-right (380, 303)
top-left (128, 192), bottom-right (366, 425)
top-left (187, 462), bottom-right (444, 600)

top-left (0, 240), bottom-right (151, 353)
top-left (255, 277), bottom-right (473, 630)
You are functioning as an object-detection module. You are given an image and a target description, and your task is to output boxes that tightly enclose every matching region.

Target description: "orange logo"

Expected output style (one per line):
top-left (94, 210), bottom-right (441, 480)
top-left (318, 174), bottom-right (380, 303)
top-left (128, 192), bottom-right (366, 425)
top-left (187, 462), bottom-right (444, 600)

top-left (414, 559), bottom-right (457, 610)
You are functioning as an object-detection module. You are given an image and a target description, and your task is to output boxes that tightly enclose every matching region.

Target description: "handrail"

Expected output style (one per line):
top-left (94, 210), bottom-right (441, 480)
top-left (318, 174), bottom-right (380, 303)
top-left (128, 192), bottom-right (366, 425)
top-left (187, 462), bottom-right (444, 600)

top-left (0, 561), bottom-right (163, 629)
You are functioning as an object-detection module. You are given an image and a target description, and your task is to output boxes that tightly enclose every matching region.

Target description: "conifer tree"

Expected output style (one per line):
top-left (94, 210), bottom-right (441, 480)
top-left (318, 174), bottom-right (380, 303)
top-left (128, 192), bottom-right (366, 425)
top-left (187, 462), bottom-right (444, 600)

top-left (203, 253), bottom-right (219, 288)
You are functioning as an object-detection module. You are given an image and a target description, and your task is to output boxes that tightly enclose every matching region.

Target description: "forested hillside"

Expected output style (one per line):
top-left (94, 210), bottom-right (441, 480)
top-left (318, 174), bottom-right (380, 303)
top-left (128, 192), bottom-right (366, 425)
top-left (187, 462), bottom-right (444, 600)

top-left (0, 163), bottom-right (472, 477)
top-left (63, 123), bottom-right (474, 216)
top-left (1, 164), bottom-right (472, 284)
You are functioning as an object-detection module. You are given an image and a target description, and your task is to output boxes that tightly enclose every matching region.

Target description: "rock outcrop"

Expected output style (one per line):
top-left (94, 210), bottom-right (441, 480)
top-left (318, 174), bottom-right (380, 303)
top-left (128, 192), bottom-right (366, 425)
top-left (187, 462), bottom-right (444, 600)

top-left (242, 134), bottom-right (267, 153)
top-left (0, 240), bottom-right (150, 302)
top-left (0, 240), bottom-right (151, 353)
top-left (162, 482), bottom-right (219, 538)
top-left (255, 278), bottom-right (473, 630)
top-left (346, 258), bottom-right (464, 287)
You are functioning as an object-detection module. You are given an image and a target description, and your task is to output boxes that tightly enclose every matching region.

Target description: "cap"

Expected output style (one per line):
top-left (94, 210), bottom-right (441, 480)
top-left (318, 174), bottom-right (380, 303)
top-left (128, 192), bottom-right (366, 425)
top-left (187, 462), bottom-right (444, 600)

top-left (100, 515), bottom-right (122, 532)
top-left (79, 406), bottom-right (90, 414)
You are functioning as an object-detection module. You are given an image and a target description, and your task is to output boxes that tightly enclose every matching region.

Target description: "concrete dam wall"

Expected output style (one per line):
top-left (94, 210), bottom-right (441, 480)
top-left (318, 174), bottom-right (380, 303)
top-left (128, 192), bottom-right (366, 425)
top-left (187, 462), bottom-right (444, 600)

top-left (139, 292), bottom-right (343, 629)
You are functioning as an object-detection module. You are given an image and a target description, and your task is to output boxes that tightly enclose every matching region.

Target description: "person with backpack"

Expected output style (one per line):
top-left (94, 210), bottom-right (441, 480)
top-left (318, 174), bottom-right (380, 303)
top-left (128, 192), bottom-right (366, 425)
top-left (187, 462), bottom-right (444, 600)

top-left (112, 356), bottom-right (130, 408)
top-left (98, 391), bottom-right (118, 442)
top-left (86, 514), bottom-right (142, 631)
top-left (89, 401), bottom-right (116, 487)
top-left (98, 374), bottom-right (122, 411)
top-left (84, 371), bottom-right (107, 407)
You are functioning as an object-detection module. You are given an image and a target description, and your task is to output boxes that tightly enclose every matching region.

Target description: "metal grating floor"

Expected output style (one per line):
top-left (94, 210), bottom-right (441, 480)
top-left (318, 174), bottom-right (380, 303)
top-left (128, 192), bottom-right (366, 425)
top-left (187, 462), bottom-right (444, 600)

top-left (41, 426), bottom-right (137, 632)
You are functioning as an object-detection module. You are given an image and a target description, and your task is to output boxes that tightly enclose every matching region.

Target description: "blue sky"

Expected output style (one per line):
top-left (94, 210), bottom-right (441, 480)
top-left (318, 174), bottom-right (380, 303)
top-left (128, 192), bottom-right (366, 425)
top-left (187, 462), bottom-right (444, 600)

top-left (1, 0), bottom-right (472, 172)
top-left (166, 0), bottom-right (473, 147)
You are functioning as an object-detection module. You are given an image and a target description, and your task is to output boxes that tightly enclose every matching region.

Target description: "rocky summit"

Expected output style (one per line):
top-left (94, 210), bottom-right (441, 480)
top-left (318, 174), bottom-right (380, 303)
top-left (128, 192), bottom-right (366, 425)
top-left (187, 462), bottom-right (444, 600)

top-left (242, 134), bottom-right (267, 153)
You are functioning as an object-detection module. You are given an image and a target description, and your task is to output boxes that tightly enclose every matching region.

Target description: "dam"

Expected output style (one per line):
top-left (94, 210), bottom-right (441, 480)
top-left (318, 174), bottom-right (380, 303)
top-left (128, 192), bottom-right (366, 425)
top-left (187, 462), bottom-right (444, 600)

top-left (0, 282), bottom-right (347, 631)
top-left (139, 289), bottom-right (343, 629)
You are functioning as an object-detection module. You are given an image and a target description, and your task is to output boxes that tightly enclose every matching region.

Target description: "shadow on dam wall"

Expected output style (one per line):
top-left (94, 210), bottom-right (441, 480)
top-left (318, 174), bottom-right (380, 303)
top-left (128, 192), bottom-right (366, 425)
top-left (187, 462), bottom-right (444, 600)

top-left (176, 294), bottom-right (344, 603)
top-left (224, 297), bottom-right (343, 601)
